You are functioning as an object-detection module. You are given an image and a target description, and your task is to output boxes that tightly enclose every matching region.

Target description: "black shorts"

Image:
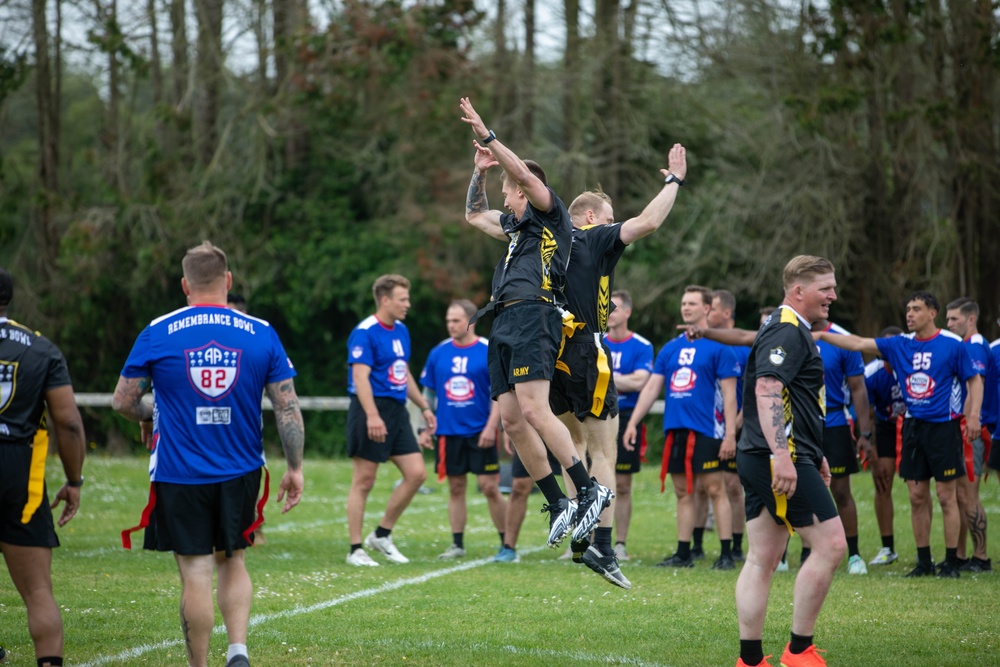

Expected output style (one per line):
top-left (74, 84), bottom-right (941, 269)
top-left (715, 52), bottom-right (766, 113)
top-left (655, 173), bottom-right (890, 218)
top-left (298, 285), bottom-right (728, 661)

top-left (347, 395), bottom-right (420, 463)
top-left (738, 450), bottom-right (839, 529)
top-left (550, 336), bottom-right (619, 422)
top-left (511, 448), bottom-right (562, 479)
top-left (900, 418), bottom-right (964, 482)
top-left (435, 434), bottom-right (501, 478)
top-left (616, 410), bottom-right (643, 474)
top-left (488, 301), bottom-right (562, 398)
top-left (0, 444), bottom-right (58, 548)
top-left (144, 469), bottom-right (262, 557)
top-left (723, 429), bottom-right (742, 474)
top-left (661, 429), bottom-right (724, 478)
top-left (874, 418), bottom-right (902, 461)
top-left (823, 425), bottom-right (859, 478)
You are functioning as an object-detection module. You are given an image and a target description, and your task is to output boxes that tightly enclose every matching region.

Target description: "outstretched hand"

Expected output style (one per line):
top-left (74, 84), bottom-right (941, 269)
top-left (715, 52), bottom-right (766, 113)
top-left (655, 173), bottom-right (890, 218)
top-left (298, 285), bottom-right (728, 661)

top-left (665, 143), bottom-right (687, 180)
top-left (474, 141), bottom-right (498, 171)
top-left (459, 97), bottom-right (489, 139)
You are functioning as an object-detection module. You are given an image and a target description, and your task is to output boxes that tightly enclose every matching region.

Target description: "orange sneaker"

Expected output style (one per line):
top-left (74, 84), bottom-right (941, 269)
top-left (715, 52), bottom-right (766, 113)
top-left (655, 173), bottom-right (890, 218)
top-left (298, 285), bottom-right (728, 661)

top-left (736, 657), bottom-right (774, 667)
top-left (780, 644), bottom-right (827, 666)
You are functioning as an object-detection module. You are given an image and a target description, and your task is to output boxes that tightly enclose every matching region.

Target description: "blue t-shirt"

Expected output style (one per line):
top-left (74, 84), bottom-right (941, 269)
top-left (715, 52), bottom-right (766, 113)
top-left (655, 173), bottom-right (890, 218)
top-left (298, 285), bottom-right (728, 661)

top-left (864, 359), bottom-right (906, 423)
top-left (604, 332), bottom-right (654, 411)
top-left (347, 315), bottom-right (411, 403)
top-left (732, 345), bottom-right (751, 412)
top-left (654, 335), bottom-right (740, 438)
top-left (818, 323), bottom-right (865, 428)
top-left (962, 334), bottom-right (991, 418)
top-left (121, 305), bottom-right (296, 484)
top-left (875, 330), bottom-right (976, 422)
top-left (420, 337), bottom-right (492, 437)
top-left (987, 340), bottom-right (1000, 429)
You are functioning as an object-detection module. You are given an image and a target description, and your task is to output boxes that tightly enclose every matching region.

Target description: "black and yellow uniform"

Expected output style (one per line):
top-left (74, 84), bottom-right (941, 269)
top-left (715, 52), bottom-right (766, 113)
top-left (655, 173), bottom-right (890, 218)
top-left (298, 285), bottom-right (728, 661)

top-left (737, 306), bottom-right (837, 529)
top-left (550, 223), bottom-right (627, 420)
top-left (0, 318), bottom-right (72, 547)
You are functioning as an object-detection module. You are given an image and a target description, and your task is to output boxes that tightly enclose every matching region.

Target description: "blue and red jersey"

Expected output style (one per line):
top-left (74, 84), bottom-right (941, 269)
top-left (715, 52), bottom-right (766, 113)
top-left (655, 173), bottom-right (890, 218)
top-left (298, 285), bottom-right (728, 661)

top-left (864, 359), bottom-right (906, 423)
top-left (604, 332), bottom-right (655, 411)
top-left (818, 323), bottom-right (865, 428)
top-left (347, 315), bottom-right (411, 403)
top-left (654, 335), bottom-right (740, 438)
top-left (419, 337), bottom-right (492, 437)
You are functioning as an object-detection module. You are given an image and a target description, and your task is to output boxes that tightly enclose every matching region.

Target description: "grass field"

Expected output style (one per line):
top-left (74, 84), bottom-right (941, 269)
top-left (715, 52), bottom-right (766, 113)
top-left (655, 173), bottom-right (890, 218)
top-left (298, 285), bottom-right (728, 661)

top-left (2, 454), bottom-right (1000, 666)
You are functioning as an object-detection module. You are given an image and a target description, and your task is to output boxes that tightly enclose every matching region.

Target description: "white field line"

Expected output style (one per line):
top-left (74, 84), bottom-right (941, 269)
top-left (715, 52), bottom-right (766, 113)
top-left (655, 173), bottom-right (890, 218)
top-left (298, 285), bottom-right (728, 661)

top-left (74, 548), bottom-right (546, 667)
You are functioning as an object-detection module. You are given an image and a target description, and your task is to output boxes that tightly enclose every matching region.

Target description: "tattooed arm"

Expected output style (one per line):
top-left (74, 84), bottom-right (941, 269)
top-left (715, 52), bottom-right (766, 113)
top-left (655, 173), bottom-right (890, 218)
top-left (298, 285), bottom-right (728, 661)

top-left (265, 377), bottom-right (305, 513)
top-left (112, 375), bottom-right (154, 422)
top-left (755, 375), bottom-right (798, 498)
top-left (465, 143), bottom-right (506, 241)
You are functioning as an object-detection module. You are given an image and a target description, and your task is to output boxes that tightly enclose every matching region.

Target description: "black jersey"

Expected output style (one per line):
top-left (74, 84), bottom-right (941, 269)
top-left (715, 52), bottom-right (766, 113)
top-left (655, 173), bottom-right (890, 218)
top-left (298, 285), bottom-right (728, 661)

top-left (0, 318), bottom-right (72, 446)
top-left (738, 305), bottom-right (826, 466)
top-left (565, 224), bottom-right (628, 334)
top-left (493, 187), bottom-right (572, 305)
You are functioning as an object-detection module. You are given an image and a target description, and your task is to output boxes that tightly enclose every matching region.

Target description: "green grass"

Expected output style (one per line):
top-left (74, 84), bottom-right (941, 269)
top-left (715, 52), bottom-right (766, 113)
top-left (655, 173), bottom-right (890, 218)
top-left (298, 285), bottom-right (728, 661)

top-left (2, 455), bottom-right (1000, 666)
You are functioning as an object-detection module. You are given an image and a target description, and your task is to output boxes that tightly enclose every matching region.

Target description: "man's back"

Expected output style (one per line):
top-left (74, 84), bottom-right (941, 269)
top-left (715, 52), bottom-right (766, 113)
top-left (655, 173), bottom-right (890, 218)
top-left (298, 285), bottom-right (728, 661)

top-left (0, 319), bottom-right (71, 443)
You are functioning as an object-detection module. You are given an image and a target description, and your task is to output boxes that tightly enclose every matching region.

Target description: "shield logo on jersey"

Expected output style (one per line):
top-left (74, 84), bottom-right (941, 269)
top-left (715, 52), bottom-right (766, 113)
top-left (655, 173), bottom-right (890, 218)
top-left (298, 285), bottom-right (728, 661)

top-left (389, 359), bottom-right (408, 386)
top-left (0, 361), bottom-right (17, 413)
top-left (445, 376), bottom-right (474, 402)
top-left (670, 367), bottom-right (697, 392)
top-left (906, 372), bottom-right (935, 399)
top-left (769, 347), bottom-right (786, 366)
top-left (186, 341), bottom-right (241, 400)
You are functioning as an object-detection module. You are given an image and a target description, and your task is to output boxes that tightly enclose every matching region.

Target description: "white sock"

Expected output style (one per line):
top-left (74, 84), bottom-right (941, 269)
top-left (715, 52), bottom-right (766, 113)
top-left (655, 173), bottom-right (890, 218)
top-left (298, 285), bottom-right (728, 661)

top-left (227, 644), bottom-right (248, 662)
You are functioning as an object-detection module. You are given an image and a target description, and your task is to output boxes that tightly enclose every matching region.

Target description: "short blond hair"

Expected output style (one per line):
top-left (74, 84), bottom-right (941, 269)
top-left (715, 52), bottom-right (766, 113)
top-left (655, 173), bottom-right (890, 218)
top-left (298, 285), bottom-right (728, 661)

top-left (182, 241), bottom-right (228, 289)
top-left (568, 191), bottom-right (613, 221)
top-left (372, 274), bottom-right (410, 307)
top-left (782, 255), bottom-right (835, 291)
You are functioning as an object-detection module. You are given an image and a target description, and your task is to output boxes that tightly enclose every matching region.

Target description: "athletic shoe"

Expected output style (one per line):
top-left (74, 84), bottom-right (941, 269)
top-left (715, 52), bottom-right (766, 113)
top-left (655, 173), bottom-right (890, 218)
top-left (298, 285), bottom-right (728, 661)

top-left (691, 544), bottom-right (706, 560)
top-left (712, 554), bottom-right (736, 570)
top-left (226, 656), bottom-right (250, 667)
top-left (543, 497), bottom-right (578, 547)
top-left (571, 478), bottom-right (615, 542)
top-left (731, 548), bottom-right (745, 562)
top-left (868, 547), bottom-right (897, 565)
top-left (655, 552), bottom-right (695, 568)
top-left (779, 644), bottom-right (826, 667)
top-left (346, 548), bottom-right (380, 567)
top-left (570, 538), bottom-right (590, 564)
top-left (959, 557), bottom-right (992, 573)
top-left (736, 657), bottom-right (774, 667)
top-left (904, 561), bottom-right (936, 577)
top-left (364, 532), bottom-right (410, 564)
top-left (438, 544), bottom-right (466, 560)
top-left (493, 546), bottom-right (520, 563)
top-left (775, 558), bottom-right (789, 573)
top-left (581, 545), bottom-right (632, 589)
top-left (847, 554), bottom-right (868, 575)
top-left (0, 645), bottom-right (5, 664)
top-left (936, 563), bottom-right (961, 578)
top-left (614, 542), bottom-right (630, 562)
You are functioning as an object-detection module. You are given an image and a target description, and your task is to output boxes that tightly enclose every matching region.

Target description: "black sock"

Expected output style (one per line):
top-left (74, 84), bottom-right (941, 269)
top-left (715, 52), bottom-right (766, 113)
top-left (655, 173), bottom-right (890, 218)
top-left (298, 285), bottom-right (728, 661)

top-left (350, 543), bottom-right (362, 554)
top-left (789, 632), bottom-right (812, 654)
top-left (917, 545), bottom-right (932, 566)
top-left (503, 543), bottom-right (515, 550)
top-left (733, 532), bottom-right (744, 552)
top-left (453, 532), bottom-right (464, 549)
top-left (739, 640), bottom-right (764, 666)
top-left (881, 534), bottom-right (894, 551)
top-left (946, 547), bottom-right (958, 567)
top-left (720, 539), bottom-right (732, 557)
top-left (375, 525), bottom-right (391, 539)
top-left (693, 527), bottom-right (705, 549)
top-left (615, 540), bottom-right (626, 548)
top-left (676, 541), bottom-right (691, 560)
top-left (800, 547), bottom-right (811, 564)
top-left (594, 527), bottom-right (612, 550)
top-left (536, 473), bottom-right (566, 504)
top-left (846, 534), bottom-right (859, 558)
top-left (565, 461), bottom-right (592, 495)
top-left (499, 532), bottom-right (505, 546)
top-left (38, 659), bottom-right (63, 667)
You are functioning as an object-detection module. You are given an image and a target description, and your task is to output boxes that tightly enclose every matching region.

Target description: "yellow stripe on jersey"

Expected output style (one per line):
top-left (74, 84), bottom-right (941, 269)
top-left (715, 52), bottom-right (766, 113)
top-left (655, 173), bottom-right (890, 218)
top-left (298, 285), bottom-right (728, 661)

top-left (591, 333), bottom-right (611, 417)
top-left (770, 458), bottom-right (795, 536)
top-left (780, 307), bottom-right (799, 326)
top-left (540, 227), bottom-right (557, 293)
top-left (21, 427), bottom-right (49, 524)
top-left (597, 275), bottom-right (610, 332)
top-left (782, 386), bottom-right (796, 463)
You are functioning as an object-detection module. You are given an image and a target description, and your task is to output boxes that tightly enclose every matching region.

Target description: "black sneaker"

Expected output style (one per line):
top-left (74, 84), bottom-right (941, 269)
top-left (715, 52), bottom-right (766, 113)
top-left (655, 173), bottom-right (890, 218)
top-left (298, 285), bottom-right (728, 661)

top-left (936, 563), bottom-right (961, 579)
top-left (959, 557), bottom-right (992, 573)
top-left (731, 548), bottom-right (745, 562)
top-left (542, 497), bottom-right (578, 547)
top-left (571, 478), bottom-right (615, 542)
top-left (0, 644), bottom-right (6, 663)
top-left (656, 552), bottom-right (695, 568)
top-left (570, 538), bottom-right (591, 564)
top-left (905, 561), bottom-right (937, 577)
top-left (712, 554), bottom-right (736, 570)
top-left (690, 545), bottom-right (706, 560)
top-left (581, 546), bottom-right (632, 589)
top-left (226, 656), bottom-right (250, 667)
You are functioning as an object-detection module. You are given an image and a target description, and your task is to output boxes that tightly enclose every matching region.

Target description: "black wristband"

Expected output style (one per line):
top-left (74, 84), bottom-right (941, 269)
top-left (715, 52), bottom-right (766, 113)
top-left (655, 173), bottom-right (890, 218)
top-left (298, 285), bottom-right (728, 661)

top-left (481, 130), bottom-right (496, 144)
top-left (664, 173), bottom-right (685, 186)
top-left (861, 431), bottom-right (872, 439)
top-left (67, 476), bottom-right (85, 488)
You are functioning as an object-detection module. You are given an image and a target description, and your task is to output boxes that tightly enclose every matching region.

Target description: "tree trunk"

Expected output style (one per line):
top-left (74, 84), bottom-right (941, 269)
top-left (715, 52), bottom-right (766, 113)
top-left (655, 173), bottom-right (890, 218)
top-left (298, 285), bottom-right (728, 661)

top-left (491, 0), bottom-right (511, 136)
top-left (273, 0), bottom-right (309, 169)
top-left (32, 0), bottom-right (60, 272)
top-left (594, 0), bottom-right (622, 199)
top-left (520, 0), bottom-right (535, 141)
top-left (562, 0), bottom-right (582, 192)
top-left (170, 0), bottom-right (191, 163)
top-left (148, 0), bottom-right (164, 145)
top-left (194, 0), bottom-right (223, 167)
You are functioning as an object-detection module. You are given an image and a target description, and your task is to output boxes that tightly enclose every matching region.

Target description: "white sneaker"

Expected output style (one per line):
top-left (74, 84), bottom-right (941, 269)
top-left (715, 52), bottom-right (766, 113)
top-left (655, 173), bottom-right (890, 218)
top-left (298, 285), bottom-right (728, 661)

top-left (438, 544), bottom-right (466, 560)
top-left (614, 543), bottom-right (630, 562)
top-left (775, 558), bottom-right (789, 572)
top-left (365, 531), bottom-right (410, 564)
top-left (346, 548), bottom-right (380, 567)
top-left (848, 553), bottom-right (868, 575)
top-left (868, 547), bottom-right (898, 566)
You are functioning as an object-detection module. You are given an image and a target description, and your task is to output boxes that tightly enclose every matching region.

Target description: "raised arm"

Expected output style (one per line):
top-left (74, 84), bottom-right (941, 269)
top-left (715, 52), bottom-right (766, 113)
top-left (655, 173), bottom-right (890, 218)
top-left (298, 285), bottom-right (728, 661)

top-left (817, 331), bottom-right (880, 356)
top-left (265, 377), bottom-right (305, 513)
top-left (460, 97), bottom-right (552, 212)
top-left (619, 144), bottom-right (687, 245)
top-left (465, 143), bottom-right (506, 241)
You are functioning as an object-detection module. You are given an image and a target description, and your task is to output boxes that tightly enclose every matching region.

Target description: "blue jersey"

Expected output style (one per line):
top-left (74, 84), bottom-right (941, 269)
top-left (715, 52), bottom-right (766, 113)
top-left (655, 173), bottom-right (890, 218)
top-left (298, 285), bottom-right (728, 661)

top-left (347, 315), bottom-right (411, 403)
top-left (818, 323), bottom-right (865, 428)
top-left (875, 330), bottom-right (976, 422)
top-left (733, 345), bottom-right (751, 412)
top-left (864, 359), bottom-right (906, 423)
top-left (962, 334), bottom-right (991, 417)
top-left (420, 337), bottom-right (492, 437)
top-left (654, 335), bottom-right (740, 438)
top-left (121, 305), bottom-right (296, 484)
top-left (604, 332), bottom-right (654, 411)
top-left (982, 338), bottom-right (1000, 428)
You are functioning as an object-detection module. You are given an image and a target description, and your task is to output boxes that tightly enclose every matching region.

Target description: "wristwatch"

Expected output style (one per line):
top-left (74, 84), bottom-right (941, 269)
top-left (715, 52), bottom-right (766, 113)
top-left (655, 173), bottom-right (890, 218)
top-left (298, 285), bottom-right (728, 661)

top-left (67, 476), bottom-right (85, 488)
top-left (664, 173), bottom-right (685, 186)
top-left (481, 130), bottom-right (497, 145)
